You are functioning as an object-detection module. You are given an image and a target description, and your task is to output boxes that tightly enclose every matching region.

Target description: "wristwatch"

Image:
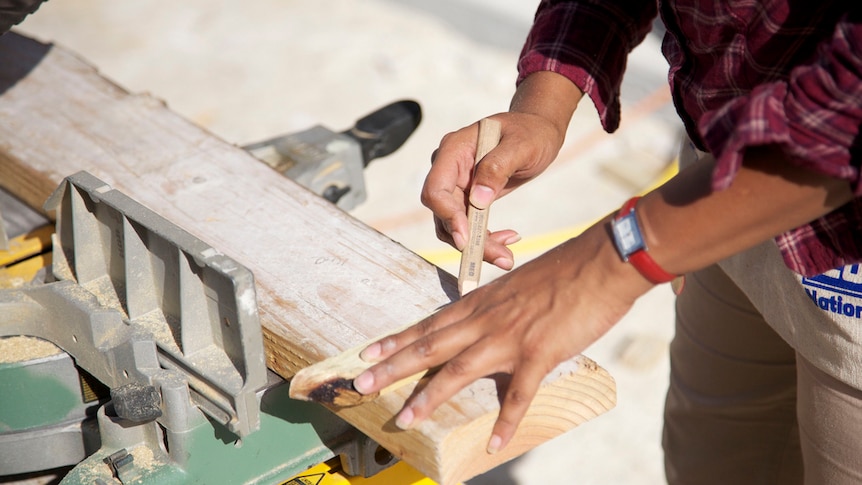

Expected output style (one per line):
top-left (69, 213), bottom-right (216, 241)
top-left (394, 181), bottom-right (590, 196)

top-left (611, 196), bottom-right (677, 285)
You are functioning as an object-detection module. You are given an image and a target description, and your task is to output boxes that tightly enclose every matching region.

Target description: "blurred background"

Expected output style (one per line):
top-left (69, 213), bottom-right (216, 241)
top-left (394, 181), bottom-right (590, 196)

top-left (13, 1), bottom-right (682, 483)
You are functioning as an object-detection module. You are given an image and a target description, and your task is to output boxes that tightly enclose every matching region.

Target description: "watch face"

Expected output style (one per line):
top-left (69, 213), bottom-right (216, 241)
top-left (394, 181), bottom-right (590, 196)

top-left (612, 212), bottom-right (645, 260)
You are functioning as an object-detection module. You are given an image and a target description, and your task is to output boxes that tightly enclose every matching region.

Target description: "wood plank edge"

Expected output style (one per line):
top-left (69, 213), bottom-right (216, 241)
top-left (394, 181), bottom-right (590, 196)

top-left (323, 355), bottom-right (616, 485)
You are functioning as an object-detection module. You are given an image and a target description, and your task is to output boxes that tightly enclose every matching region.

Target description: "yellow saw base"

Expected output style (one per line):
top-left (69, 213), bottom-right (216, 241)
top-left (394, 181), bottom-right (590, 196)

top-left (284, 459), bottom-right (441, 485)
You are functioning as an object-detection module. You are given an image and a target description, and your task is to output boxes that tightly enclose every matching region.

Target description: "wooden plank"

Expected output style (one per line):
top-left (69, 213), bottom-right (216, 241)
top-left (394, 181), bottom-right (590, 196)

top-left (288, 320), bottom-right (431, 406)
top-left (0, 32), bottom-right (616, 484)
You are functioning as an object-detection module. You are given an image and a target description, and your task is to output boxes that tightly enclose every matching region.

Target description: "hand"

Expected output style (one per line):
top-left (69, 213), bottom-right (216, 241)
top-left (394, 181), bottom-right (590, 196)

top-left (353, 220), bottom-right (654, 453)
top-left (421, 112), bottom-right (568, 270)
top-left (421, 71), bottom-right (583, 270)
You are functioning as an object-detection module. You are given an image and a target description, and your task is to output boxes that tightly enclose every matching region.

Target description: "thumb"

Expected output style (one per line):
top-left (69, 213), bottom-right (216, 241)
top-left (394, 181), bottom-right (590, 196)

top-left (469, 183), bottom-right (496, 210)
top-left (468, 119), bottom-right (506, 210)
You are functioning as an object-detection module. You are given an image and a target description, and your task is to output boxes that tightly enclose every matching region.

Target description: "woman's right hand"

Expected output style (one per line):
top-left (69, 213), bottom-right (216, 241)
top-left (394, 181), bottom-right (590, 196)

top-left (420, 71), bottom-right (584, 269)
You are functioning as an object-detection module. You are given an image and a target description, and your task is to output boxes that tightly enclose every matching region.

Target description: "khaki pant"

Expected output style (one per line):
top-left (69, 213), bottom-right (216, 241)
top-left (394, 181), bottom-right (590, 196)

top-left (662, 143), bottom-right (862, 484)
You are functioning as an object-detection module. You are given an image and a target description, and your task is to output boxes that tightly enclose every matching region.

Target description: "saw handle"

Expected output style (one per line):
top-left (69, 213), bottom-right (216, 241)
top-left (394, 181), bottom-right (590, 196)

top-left (343, 99), bottom-right (422, 166)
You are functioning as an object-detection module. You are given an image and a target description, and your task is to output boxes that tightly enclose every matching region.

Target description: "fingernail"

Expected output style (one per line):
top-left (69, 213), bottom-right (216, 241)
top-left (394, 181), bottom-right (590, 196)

top-left (360, 342), bottom-right (381, 362)
top-left (492, 257), bottom-right (514, 270)
top-left (469, 185), bottom-right (494, 209)
top-left (487, 434), bottom-right (502, 454)
top-left (504, 233), bottom-right (521, 245)
top-left (395, 407), bottom-right (414, 430)
top-left (353, 371), bottom-right (375, 394)
top-left (452, 231), bottom-right (466, 251)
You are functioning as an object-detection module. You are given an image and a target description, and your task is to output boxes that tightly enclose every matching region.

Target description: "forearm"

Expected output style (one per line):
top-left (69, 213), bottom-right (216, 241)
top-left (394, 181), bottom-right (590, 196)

top-left (509, 71), bottom-right (584, 141)
top-left (519, 0), bottom-right (657, 132)
top-left (638, 145), bottom-right (854, 276)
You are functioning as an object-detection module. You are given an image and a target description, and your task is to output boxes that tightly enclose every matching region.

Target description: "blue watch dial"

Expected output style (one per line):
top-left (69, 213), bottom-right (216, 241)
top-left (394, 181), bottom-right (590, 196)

top-left (611, 211), bottom-right (645, 261)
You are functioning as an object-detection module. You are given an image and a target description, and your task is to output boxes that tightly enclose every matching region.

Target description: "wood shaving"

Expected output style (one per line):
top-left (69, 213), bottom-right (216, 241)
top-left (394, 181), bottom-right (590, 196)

top-left (0, 335), bottom-right (63, 363)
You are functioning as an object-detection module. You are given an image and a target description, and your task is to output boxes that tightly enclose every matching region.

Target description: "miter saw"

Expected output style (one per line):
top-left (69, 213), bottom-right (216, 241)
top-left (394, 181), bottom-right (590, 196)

top-left (0, 101), bottom-right (434, 485)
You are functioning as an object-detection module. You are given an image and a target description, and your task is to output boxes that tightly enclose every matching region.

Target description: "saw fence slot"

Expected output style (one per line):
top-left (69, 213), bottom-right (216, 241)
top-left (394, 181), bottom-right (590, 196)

top-left (41, 171), bottom-right (268, 437)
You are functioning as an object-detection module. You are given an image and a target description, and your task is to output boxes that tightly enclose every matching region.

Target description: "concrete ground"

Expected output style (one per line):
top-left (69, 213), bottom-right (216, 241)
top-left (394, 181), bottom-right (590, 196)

top-left (11, 1), bottom-right (681, 483)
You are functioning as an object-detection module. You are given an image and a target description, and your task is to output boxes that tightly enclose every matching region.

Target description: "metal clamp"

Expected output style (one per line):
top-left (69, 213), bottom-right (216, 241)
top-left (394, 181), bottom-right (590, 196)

top-left (1, 171), bottom-right (267, 437)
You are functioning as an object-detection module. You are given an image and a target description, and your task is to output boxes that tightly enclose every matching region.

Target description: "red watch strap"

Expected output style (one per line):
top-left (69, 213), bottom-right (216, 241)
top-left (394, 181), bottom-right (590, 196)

top-left (616, 196), bottom-right (676, 284)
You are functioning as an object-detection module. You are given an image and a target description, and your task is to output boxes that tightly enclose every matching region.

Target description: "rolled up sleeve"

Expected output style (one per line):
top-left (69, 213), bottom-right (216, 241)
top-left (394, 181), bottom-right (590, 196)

top-left (698, 11), bottom-right (862, 275)
top-left (517, 0), bottom-right (658, 132)
top-left (699, 11), bottom-right (862, 195)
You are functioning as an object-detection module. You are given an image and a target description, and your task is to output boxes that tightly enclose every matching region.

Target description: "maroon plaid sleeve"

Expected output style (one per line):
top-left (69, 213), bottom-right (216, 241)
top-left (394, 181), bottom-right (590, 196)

top-left (699, 13), bottom-right (862, 195)
top-left (518, 0), bottom-right (861, 275)
top-left (696, 10), bottom-right (862, 275)
top-left (517, 0), bottom-right (657, 132)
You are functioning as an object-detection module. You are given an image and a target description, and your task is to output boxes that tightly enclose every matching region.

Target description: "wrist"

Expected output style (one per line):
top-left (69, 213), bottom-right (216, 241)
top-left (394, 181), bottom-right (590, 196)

top-left (557, 216), bottom-right (656, 302)
top-left (611, 197), bottom-right (678, 284)
top-left (510, 71), bottom-right (582, 138)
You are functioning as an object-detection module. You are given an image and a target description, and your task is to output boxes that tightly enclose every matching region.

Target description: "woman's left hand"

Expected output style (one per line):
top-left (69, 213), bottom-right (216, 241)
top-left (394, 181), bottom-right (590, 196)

top-left (352, 218), bottom-right (654, 453)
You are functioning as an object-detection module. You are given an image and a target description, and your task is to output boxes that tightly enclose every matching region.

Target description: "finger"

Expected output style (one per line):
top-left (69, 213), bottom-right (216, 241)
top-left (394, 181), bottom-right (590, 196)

top-left (487, 363), bottom-right (546, 454)
top-left (488, 229), bottom-right (520, 246)
top-left (424, 187), bottom-right (468, 250)
top-left (422, 128), bottom-right (480, 250)
top-left (359, 305), bottom-right (455, 363)
top-left (434, 218), bottom-right (517, 264)
top-left (468, 132), bottom-right (516, 210)
top-left (393, 336), bottom-right (507, 430)
top-left (485, 230), bottom-right (520, 270)
top-left (433, 214), bottom-right (464, 252)
top-left (355, 327), bottom-right (472, 397)
top-left (354, 305), bottom-right (478, 394)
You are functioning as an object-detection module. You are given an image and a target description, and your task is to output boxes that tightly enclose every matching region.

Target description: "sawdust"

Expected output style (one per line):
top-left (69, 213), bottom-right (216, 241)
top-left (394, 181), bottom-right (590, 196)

top-left (130, 445), bottom-right (157, 471)
top-left (69, 457), bottom-right (113, 484)
top-left (0, 335), bottom-right (63, 363)
top-left (133, 309), bottom-right (180, 353)
top-left (0, 276), bottom-right (27, 289)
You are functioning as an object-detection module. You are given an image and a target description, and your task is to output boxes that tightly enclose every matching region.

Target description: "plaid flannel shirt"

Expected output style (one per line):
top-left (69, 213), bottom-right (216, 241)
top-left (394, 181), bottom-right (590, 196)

top-left (518, 0), bottom-right (862, 276)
